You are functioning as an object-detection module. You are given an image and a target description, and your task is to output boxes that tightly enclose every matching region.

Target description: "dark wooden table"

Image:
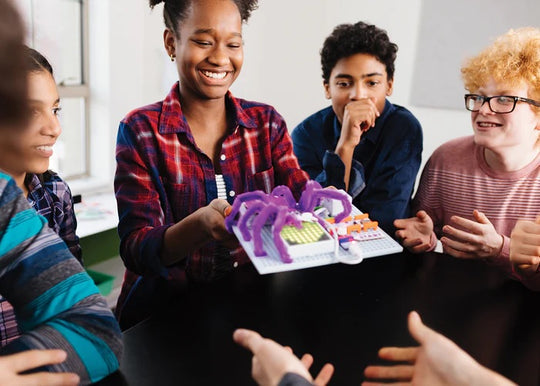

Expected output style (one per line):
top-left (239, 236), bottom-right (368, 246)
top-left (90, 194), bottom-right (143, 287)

top-left (97, 252), bottom-right (540, 385)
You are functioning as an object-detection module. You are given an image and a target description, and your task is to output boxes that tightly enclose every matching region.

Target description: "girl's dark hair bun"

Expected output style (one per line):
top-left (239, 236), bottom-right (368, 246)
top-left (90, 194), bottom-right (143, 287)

top-left (149, 0), bottom-right (165, 8)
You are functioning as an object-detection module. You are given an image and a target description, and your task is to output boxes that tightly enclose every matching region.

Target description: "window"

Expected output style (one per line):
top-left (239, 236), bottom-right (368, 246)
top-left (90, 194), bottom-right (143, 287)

top-left (19, 0), bottom-right (89, 179)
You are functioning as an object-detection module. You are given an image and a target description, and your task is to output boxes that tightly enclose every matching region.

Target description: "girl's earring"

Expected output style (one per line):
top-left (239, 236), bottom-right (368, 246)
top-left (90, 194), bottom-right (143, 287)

top-left (170, 54), bottom-right (176, 62)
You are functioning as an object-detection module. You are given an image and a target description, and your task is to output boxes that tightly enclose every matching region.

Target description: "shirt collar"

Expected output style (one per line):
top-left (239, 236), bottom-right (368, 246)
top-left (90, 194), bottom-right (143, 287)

top-left (332, 99), bottom-right (395, 145)
top-left (158, 82), bottom-right (258, 135)
top-left (25, 173), bottom-right (44, 203)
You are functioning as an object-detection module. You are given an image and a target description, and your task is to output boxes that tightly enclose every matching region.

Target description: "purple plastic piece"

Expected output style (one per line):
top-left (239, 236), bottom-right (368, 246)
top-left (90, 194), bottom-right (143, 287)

top-left (298, 180), bottom-right (352, 223)
top-left (226, 181), bottom-right (352, 263)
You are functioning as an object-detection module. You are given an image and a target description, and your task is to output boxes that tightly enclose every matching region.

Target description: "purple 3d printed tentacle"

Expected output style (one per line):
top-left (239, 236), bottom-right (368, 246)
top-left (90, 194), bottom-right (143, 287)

top-left (270, 185), bottom-right (296, 208)
top-left (237, 200), bottom-right (266, 241)
top-left (312, 214), bottom-right (330, 229)
top-left (251, 204), bottom-right (281, 256)
top-left (297, 180), bottom-right (323, 212)
top-left (225, 190), bottom-right (267, 232)
top-left (271, 210), bottom-right (302, 263)
top-left (311, 190), bottom-right (352, 223)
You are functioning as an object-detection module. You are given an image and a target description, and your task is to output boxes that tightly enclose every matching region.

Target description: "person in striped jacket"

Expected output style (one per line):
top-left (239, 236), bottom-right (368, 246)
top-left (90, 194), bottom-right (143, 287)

top-left (0, 0), bottom-right (122, 384)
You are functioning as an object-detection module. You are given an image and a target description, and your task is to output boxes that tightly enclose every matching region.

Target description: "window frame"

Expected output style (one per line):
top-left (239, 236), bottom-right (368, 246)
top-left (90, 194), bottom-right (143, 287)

top-left (55, 0), bottom-right (90, 180)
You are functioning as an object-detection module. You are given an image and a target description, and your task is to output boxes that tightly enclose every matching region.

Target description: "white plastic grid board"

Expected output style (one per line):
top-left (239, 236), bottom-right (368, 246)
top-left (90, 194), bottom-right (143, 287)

top-left (233, 206), bottom-right (403, 274)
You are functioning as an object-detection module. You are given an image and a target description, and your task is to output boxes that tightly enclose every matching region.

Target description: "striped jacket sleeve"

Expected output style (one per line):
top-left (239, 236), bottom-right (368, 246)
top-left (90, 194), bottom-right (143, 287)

top-left (0, 172), bottom-right (122, 385)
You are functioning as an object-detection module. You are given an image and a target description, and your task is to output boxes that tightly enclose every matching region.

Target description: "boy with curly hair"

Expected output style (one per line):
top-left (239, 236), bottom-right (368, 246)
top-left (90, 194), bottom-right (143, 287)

top-left (292, 21), bottom-right (423, 234)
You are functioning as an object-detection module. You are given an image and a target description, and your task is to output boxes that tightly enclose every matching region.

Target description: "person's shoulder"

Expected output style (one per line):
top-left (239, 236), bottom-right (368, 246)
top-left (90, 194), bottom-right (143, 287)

top-left (0, 171), bottom-right (44, 237)
top-left (430, 136), bottom-right (475, 163)
top-left (41, 170), bottom-right (62, 183)
top-left (230, 95), bottom-right (290, 133)
top-left (293, 106), bottom-right (334, 134)
top-left (389, 104), bottom-right (420, 120)
top-left (298, 106), bottom-right (334, 126)
top-left (123, 83), bottom-right (178, 125)
top-left (232, 95), bottom-right (281, 118)
top-left (117, 101), bottom-right (165, 142)
top-left (40, 171), bottom-right (73, 196)
top-left (0, 170), bottom-right (12, 185)
top-left (385, 104), bottom-right (422, 131)
top-left (233, 95), bottom-right (274, 110)
top-left (435, 135), bottom-right (474, 152)
top-left (122, 100), bottom-right (164, 125)
top-left (0, 171), bottom-right (19, 203)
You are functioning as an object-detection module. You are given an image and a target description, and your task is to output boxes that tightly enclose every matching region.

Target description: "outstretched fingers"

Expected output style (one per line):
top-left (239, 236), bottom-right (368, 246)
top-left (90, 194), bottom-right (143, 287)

top-left (233, 329), bottom-right (264, 354)
top-left (313, 363), bottom-right (335, 386)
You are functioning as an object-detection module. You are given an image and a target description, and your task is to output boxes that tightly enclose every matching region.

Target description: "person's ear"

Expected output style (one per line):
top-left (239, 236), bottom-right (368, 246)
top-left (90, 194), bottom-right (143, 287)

top-left (386, 78), bottom-right (394, 97)
top-left (323, 81), bottom-right (331, 99)
top-left (164, 29), bottom-right (176, 59)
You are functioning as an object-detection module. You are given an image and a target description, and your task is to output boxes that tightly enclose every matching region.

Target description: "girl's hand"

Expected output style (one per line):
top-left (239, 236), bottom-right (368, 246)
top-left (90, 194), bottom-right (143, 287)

top-left (204, 199), bottom-right (238, 248)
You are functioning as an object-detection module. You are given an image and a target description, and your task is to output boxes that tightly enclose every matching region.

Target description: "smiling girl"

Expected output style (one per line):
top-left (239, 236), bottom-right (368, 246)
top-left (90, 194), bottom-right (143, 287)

top-left (114, 0), bottom-right (309, 328)
top-left (394, 27), bottom-right (540, 288)
top-left (0, 47), bottom-right (81, 262)
top-left (0, 47), bottom-right (82, 345)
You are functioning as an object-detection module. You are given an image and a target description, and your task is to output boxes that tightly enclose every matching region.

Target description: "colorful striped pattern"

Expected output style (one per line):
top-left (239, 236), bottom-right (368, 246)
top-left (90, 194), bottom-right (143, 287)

top-left (0, 171), bottom-right (83, 345)
top-left (0, 172), bottom-right (122, 384)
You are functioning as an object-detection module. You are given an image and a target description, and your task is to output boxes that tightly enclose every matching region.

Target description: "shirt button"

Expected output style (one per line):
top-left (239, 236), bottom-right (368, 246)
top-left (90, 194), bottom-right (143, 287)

top-left (220, 154), bottom-right (226, 161)
top-left (233, 261), bottom-right (239, 268)
top-left (229, 190), bottom-right (235, 197)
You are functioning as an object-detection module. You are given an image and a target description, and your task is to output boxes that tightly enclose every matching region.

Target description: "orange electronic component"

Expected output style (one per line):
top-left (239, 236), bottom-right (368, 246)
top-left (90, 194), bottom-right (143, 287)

top-left (354, 213), bottom-right (369, 220)
top-left (347, 224), bottom-right (363, 234)
top-left (340, 216), bottom-right (353, 223)
top-left (363, 221), bottom-right (378, 231)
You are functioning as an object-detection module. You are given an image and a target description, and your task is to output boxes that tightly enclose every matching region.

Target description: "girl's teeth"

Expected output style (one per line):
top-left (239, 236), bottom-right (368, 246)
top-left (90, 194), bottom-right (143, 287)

top-left (203, 71), bottom-right (226, 79)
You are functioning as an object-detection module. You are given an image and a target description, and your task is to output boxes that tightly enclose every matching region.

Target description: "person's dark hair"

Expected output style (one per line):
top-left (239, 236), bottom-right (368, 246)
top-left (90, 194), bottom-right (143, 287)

top-left (24, 46), bottom-right (54, 76)
top-left (149, 0), bottom-right (258, 37)
top-left (0, 0), bottom-right (27, 126)
top-left (320, 21), bottom-right (398, 84)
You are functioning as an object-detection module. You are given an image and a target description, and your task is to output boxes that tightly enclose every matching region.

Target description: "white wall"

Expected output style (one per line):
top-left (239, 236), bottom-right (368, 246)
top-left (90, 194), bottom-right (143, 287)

top-left (95, 0), bottom-right (477, 191)
top-left (233, 0), bottom-right (472, 170)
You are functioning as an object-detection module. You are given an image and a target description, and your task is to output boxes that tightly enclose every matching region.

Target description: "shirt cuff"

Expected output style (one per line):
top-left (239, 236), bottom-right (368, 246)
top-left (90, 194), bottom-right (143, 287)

top-left (278, 372), bottom-right (314, 386)
top-left (322, 150), bottom-right (346, 190)
top-left (485, 235), bottom-right (513, 276)
top-left (322, 151), bottom-right (366, 197)
top-left (348, 159), bottom-right (366, 199)
top-left (498, 234), bottom-right (510, 260)
top-left (427, 232), bottom-right (438, 252)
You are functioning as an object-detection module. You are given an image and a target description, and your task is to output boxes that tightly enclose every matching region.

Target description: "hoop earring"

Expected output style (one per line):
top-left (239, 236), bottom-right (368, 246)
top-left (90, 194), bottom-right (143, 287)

top-left (170, 54), bottom-right (176, 62)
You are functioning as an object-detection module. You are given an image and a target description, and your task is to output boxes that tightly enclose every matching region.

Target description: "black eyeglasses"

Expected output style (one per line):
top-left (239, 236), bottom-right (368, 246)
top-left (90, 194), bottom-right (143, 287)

top-left (464, 94), bottom-right (540, 114)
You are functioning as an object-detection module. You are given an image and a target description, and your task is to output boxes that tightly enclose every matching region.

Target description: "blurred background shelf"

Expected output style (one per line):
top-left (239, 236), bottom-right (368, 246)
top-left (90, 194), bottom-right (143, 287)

top-left (76, 192), bottom-right (124, 310)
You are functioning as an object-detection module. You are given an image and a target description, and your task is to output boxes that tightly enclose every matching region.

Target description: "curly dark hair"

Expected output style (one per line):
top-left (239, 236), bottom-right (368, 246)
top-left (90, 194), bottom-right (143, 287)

top-left (320, 21), bottom-right (398, 83)
top-left (149, 0), bottom-right (258, 37)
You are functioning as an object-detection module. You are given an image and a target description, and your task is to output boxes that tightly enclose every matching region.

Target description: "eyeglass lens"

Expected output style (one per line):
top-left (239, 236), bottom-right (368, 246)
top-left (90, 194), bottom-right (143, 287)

top-left (465, 95), bottom-right (515, 113)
